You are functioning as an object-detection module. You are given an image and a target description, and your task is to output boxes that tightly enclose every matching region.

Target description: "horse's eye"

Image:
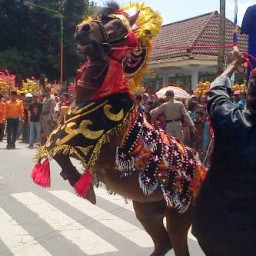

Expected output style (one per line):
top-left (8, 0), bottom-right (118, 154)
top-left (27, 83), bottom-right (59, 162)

top-left (113, 20), bottom-right (122, 28)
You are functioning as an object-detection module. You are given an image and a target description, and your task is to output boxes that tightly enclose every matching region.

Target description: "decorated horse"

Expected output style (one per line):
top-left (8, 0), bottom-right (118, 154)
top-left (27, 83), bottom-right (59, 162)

top-left (31, 2), bottom-right (206, 256)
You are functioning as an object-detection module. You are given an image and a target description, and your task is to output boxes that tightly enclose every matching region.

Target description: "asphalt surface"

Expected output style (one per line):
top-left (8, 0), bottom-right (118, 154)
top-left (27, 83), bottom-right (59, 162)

top-left (0, 140), bottom-right (205, 256)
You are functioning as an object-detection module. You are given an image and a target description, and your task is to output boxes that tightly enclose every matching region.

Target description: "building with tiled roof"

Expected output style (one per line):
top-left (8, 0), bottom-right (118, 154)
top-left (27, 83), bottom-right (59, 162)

top-left (146, 11), bottom-right (248, 91)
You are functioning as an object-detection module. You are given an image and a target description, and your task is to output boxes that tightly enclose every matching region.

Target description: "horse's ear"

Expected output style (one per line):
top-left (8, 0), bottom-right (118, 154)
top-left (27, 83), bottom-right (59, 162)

top-left (128, 10), bottom-right (140, 27)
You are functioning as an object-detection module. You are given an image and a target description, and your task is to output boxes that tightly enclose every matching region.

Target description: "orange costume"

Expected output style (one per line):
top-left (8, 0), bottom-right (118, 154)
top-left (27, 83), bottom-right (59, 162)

top-left (5, 100), bottom-right (24, 119)
top-left (0, 101), bottom-right (6, 141)
top-left (5, 99), bottom-right (24, 148)
top-left (0, 101), bottom-right (6, 123)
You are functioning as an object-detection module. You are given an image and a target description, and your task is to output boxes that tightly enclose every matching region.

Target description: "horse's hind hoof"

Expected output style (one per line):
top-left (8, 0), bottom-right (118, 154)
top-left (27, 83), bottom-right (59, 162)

top-left (150, 243), bottom-right (172, 256)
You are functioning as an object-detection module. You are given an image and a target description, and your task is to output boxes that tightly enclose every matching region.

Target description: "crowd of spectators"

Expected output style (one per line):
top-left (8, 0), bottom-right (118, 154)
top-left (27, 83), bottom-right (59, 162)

top-left (0, 83), bottom-right (246, 164)
top-left (135, 88), bottom-right (247, 165)
top-left (0, 86), bottom-right (72, 149)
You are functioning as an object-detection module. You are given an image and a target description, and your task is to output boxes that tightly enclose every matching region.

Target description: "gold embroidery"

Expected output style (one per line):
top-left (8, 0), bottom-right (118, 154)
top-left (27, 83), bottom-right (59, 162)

top-left (103, 104), bottom-right (124, 122)
top-left (76, 145), bottom-right (93, 156)
top-left (64, 100), bottom-right (109, 124)
top-left (45, 139), bottom-right (51, 148)
top-left (34, 108), bottom-right (134, 170)
top-left (80, 120), bottom-right (104, 140)
top-left (56, 119), bottom-right (104, 146)
top-left (87, 109), bottom-right (132, 167)
top-left (46, 124), bottom-right (62, 145)
top-left (55, 122), bottom-right (78, 145)
top-left (71, 102), bottom-right (95, 115)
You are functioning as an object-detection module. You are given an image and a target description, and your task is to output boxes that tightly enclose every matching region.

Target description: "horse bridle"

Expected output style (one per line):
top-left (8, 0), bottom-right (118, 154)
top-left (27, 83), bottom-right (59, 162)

top-left (91, 20), bottom-right (110, 43)
top-left (91, 19), bottom-right (129, 48)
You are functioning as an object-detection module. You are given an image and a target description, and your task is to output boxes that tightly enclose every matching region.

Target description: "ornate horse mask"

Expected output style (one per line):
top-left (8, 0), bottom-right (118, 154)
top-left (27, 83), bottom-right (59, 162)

top-left (74, 2), bottom-right (139, 57)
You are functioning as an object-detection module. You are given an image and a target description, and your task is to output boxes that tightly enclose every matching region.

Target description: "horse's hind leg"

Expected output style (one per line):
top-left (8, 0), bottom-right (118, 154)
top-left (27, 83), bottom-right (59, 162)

top-left (133, 200), bottom-right (172, 256)
top-left (166, 206), bottom-right (193, 256)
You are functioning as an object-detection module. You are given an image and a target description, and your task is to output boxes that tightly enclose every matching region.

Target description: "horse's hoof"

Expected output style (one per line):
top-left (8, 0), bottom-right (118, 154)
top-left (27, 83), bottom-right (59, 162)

top-left (150, 243), bottom-right (172, 256)
top-left (86, 185), bottom-right (96, 205)
top-left (60, 171), bottom-right (68, 180)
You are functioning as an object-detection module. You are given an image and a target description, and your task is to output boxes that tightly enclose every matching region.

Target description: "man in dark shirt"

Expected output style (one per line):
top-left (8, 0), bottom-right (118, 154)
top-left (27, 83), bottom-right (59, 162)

top-left (28, 93), bottom-right (42, 148)
top-left (192, 48), bottom-right (256, 255)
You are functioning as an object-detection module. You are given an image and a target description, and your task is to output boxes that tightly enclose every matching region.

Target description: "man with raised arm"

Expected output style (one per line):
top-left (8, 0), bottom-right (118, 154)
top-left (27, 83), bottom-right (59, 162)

top-left (192, 48), bottom-right (255, 256)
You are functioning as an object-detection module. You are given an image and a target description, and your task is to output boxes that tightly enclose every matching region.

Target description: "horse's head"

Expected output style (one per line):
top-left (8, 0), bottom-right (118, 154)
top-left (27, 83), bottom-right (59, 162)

top-left (75, 1), bottom-right (138, 59)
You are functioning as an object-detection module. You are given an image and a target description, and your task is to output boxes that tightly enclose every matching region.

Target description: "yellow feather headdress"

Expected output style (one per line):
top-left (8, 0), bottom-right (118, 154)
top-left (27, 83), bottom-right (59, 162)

top-left (122, 3), bottom-right (163, 91)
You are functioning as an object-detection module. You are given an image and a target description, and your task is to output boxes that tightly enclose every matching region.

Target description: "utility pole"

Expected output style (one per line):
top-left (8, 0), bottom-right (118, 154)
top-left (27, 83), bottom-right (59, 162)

top-left (60, 0), bottom-right (64, 88)
top-left (217, 0), bottom-right (226, 74)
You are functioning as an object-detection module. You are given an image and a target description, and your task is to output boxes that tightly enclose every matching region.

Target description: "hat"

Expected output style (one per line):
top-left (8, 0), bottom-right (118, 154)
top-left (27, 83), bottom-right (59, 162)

top-left (25, 93), bottom-right (33, 98)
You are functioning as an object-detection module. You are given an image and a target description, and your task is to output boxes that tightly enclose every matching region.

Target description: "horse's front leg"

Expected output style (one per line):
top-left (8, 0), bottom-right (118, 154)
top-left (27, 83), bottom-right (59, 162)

top-left (54, 154), bottom-right (81, 186)
top-left (54, 154), bottom-right (96, 204)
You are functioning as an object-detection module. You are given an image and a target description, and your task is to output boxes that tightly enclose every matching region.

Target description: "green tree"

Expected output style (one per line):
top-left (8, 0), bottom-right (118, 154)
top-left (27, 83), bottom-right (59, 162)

top-left (0, 0), bottom-right (95, 83)
top-left (63, 0), bottom-right (88, 81)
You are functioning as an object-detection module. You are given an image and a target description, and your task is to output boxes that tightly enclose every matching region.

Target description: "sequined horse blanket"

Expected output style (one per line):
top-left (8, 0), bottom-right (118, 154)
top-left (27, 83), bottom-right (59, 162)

top-left (116, 113), bottom-right (206, 213)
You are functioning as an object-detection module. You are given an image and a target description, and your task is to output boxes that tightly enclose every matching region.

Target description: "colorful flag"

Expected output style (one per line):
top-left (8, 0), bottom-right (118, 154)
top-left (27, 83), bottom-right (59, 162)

top-left (233, 0), bottom-right (238, 46)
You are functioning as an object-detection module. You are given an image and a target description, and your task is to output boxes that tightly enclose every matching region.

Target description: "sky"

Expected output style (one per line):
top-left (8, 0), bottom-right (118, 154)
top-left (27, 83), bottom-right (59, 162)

top-left (92, 0), bottom-right (254, 25)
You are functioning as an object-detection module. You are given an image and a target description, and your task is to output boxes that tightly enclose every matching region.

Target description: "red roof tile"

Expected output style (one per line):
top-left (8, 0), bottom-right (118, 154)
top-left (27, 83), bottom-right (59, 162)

top-left (150, 12), bottom-right (248, 65)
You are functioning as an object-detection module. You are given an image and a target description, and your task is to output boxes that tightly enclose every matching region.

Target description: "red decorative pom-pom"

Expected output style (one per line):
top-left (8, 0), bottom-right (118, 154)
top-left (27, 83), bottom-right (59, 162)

top-left (74, 171), bottom-right (93, 198)
top-left (30, 159), bottom-right (51, 188)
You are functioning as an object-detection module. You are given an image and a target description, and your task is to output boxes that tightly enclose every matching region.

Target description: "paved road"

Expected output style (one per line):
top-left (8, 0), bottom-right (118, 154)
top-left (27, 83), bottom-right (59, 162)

top-left (0, 141), bottom-right (205, 256)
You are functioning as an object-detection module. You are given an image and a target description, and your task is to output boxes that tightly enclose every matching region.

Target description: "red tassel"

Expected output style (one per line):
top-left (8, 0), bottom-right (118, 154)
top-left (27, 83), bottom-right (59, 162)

top-left (30, 159), bottom-right (51, 187)
top-left (31, 162), bottom-right (42, 180)
top-left (74, 171), bottom-right (93, 198)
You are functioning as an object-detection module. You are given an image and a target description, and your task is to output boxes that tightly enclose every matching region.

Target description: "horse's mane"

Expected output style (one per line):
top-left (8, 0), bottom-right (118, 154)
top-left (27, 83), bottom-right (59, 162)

top-left (98, 1), bottom-right (120, 20)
